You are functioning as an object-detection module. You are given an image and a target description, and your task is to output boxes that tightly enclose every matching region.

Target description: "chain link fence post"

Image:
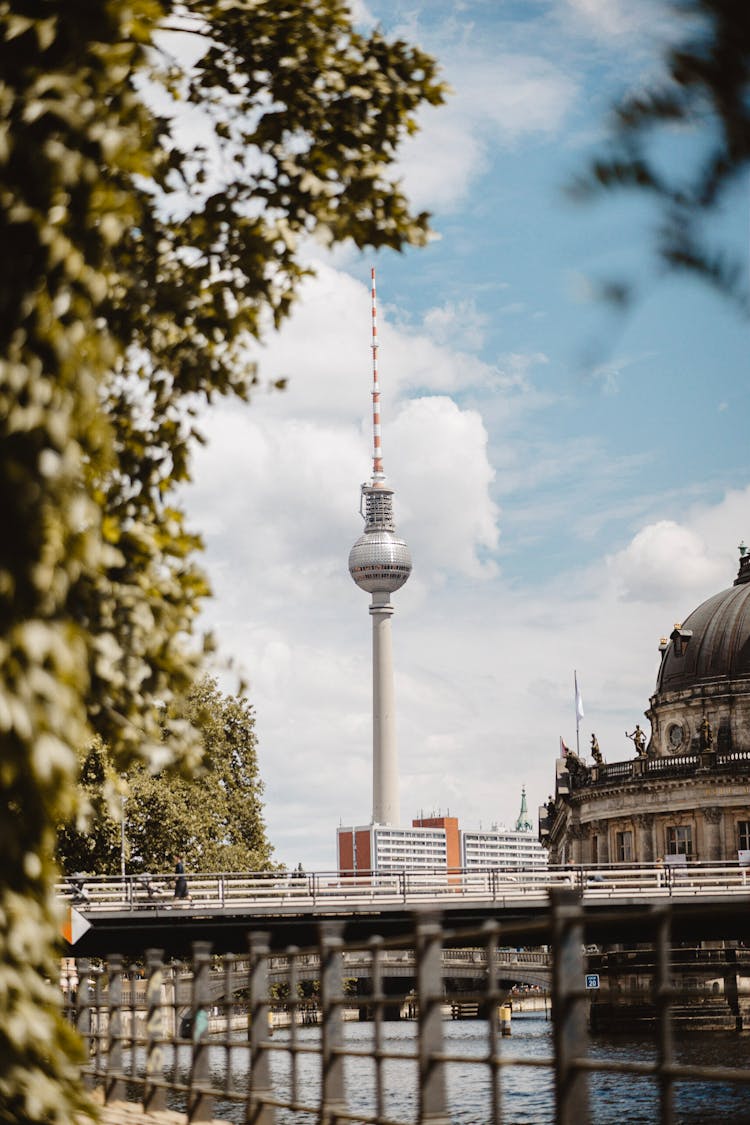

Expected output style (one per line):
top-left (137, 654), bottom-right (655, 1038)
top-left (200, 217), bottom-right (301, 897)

top-left (105, 953), bottom-right (124, 1104)
top-left (144, 948), bottom-right (166, 1113)
top-left (187, 940), bottom-right (213, 1122)
top-left (320, 922), bottom-right (347, 1124)
top-left (247, 931), bottom-right (276, 1125)
top-left (483, 921), bottom-right (503, 1125)
top-left (655, 906), bottom-right (675, 1125)
top-left (415, 912), bottom-right (450, 1125)
top-left (551, 889), bottom-right (589, 1125)
top-left (75, 957), bottom-right (93, 1089)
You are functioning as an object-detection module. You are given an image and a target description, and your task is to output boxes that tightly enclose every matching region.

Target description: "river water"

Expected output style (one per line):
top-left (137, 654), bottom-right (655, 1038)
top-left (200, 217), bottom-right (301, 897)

top-left (167, 1013), bottom-right (750, 1124)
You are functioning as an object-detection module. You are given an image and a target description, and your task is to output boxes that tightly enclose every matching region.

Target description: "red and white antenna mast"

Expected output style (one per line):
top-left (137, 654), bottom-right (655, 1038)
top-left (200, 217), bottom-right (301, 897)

top-left (370, 266), bottom-right (385, 482)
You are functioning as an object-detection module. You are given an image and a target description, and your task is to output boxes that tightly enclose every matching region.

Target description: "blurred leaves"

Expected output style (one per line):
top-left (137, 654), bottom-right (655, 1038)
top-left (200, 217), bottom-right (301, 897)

top-left (0, 1), bottom-right (443, 1119)
top-left (570, 0), bottom-right (750, 313)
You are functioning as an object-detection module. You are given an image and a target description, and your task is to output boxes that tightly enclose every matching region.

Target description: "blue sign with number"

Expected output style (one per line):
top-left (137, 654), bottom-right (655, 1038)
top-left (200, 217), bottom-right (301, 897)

top-left (585, 974), bottom-right (600, 989)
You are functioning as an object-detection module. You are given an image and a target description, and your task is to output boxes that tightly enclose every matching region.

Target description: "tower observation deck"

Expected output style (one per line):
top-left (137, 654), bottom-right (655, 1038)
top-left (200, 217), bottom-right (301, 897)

top-left (348, 268), bottom-right (411, 826)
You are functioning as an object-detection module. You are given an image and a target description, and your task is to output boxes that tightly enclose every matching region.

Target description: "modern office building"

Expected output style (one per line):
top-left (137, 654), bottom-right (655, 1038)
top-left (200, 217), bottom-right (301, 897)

top-left (337, 797), bottom-right (546, 876)
top-left (337, 821), bottom-right (451, 875)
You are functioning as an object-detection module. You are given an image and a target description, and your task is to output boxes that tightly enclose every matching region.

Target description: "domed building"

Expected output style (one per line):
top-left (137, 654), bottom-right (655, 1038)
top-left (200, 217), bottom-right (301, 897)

top-left (541, 549), bottom-right (750, 867)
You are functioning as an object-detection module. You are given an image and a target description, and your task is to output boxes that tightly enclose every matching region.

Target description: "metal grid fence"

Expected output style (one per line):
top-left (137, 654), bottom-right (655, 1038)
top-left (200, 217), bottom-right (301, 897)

top-left (64, 892), bottom-right (750, 1124)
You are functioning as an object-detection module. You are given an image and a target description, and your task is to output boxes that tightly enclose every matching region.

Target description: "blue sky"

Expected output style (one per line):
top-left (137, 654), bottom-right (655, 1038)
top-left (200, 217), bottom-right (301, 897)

top-left (184, 0), bottom-right (749, 870)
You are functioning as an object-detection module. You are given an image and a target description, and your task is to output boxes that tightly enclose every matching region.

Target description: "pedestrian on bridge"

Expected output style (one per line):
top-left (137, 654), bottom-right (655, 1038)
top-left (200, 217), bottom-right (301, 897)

top-left (173, 854), bottom-right (191, 902)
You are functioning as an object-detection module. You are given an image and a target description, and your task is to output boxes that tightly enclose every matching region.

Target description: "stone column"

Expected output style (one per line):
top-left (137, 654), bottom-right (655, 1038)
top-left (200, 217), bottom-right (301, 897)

top-left (588, 821), bottom-right (601, 866)
top-left (636, 813), bottom-right (655, 864)
top-left (597, 822), bottom-right (610, 865)
top-left (568, 824), bottom-right (583, 864)
top-left (579, 823), bottom-right (592, 864)
top-left (702, 806), bottom-right (723, 861)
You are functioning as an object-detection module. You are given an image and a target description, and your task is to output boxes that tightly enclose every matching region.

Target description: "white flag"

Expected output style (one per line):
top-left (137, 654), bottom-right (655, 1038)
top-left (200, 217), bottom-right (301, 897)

top-left (575, 671), bottom-right (584, 723)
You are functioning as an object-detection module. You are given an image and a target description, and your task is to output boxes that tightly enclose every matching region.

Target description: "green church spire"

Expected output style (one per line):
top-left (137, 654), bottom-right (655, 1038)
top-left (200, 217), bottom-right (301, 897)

top-left (515, 786), bottom-right (533, 833)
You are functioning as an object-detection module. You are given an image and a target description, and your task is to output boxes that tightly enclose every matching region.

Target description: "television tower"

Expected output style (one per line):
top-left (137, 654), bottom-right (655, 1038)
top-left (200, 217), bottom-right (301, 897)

top-left (348, 268), bottom-right (412, 826)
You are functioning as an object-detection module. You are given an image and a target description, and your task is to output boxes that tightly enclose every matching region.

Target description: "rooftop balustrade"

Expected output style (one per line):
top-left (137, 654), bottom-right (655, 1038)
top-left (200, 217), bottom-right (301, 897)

top-left (564, 748), bottom-right (750, 791)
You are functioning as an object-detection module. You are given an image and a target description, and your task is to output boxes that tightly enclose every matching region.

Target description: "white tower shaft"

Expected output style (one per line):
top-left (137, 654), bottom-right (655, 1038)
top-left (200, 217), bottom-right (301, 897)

top-left (348, 267), bottom-right (412, 828)
top-left (371, 592), bottom-right (399, 825)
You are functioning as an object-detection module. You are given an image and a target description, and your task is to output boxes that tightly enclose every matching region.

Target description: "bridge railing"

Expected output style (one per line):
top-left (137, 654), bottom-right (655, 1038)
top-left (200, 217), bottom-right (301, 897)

top-left (56, 860), bottom-right (750, 914)
top-left (63, 894), bottom-right (750, 1124)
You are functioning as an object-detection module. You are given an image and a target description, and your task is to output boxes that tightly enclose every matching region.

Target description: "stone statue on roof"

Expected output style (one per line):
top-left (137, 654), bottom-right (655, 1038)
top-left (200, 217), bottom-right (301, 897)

top-left (626, 724), bottom-right (647, 757)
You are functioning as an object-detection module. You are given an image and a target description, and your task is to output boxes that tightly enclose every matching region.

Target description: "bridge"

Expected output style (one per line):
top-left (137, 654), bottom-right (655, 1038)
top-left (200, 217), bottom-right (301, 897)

top-left (106, 948), bottom-right (552, 1030)
top-left (59, 860), bottom-right (750, 956)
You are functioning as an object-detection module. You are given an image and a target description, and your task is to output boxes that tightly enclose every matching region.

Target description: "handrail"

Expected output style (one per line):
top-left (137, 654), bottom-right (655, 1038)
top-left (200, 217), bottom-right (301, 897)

top-left (56, 860), bottom-right (750, 914)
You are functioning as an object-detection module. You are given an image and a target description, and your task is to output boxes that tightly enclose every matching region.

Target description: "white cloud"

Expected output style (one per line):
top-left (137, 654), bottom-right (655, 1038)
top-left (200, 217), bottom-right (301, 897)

top-left (390, 396), bottom-right (500, 580)
top-left (397, 106), bottom-right (490, 213)
top-left (690, 486), bottom-right (750, 566)
top-left (606, 520), bottom-right (728, 604)
top-left (423, 298), bottom-right (487, 351)
top-left (458, 55), bottom-right (577, 139)
top-left (397, 51), bottom-right (578, 211)
top-left (583, 352), bottom-right (657, 396)
top-left (563, 0), bottom-right (661, 41)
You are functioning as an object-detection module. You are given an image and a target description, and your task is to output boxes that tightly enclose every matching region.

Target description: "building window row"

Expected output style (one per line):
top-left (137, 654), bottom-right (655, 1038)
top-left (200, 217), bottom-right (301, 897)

top-left (609, 822), bottom-right (750, 861)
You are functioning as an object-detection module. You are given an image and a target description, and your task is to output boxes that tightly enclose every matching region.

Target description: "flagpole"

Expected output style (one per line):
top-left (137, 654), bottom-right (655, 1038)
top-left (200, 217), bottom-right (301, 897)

top-left (574, 670), bottom-right (583, 756)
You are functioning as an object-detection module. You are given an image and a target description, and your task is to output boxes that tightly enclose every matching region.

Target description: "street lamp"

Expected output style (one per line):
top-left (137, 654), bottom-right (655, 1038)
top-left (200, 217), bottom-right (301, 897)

top-left (120, 794), bottom-right (126, 879)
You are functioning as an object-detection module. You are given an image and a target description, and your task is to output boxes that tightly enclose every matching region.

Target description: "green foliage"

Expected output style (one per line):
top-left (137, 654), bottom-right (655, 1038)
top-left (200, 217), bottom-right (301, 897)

top-left (0, 1), bottom-right (444, 1119)
top-left (56, 739), bottom-right (123, 875)
top-left (57, 678), bottom-right (274, 875)
top-left (139, 676), bottom-right (273, 872)
top-left (570, 0), bottom-right (750, 312)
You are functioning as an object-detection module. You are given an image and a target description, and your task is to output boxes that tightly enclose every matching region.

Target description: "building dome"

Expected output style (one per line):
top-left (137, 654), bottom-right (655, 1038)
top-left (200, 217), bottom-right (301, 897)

top-left (648, 552), bottom-right (750, 759)
top-left (348, 530), bottom-right (412, 594)
top-left (656, 559), bottom-right (750, 694)
top-left (540, 548), bottom-right (750, 877)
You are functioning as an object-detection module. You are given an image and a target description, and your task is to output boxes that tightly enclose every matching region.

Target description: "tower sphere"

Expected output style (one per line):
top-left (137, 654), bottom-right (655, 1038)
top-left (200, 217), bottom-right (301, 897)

top-left (349, 529), bottom-right (412, 594)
